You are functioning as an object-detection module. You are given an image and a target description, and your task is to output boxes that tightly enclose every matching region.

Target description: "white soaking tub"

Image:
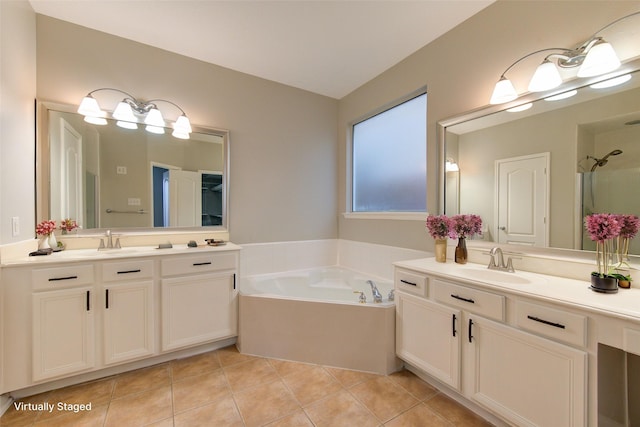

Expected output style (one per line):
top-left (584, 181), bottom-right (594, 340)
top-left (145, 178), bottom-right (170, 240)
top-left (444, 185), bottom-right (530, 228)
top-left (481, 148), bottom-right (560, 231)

top-left (238, 267), bottom-right (399, 374)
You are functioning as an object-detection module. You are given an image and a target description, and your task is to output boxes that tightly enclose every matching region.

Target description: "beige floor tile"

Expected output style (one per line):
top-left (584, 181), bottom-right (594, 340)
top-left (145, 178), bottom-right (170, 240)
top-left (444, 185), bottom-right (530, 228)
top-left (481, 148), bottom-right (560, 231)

top-left (385, 402), bottom-right (452, 427)
top-left (112, 364), bottom-right (170, 399)
top-left (47, 377), bottom-right (115, 408)
top-left (144, 418), bottom-right (175, 427)
top-left (224, 358), bottom-right (279, 392)
top-left (33, 403), bottom-right (108, 427)
top-left (269, 359), bottom-right (316, 378)
top-left (234, 380), bottom-right (300, 427)
top-left (350, 376), bottom-right (419, 423)
top-left (425, 394), bottom-right (494, 426)
top-left (217, 345), bottom-right (257, 367)
top-left (281, 366), bottom-right (343, 406)
top-left (104, 385), bottom-right (172, 427)
top-left (172, 369), bottom-right (231, 414)
top-left (388, 369), bottom-right (438, 400)
top-left (174, 395), bottom-right (242, 427)
top-left (264, 410), bottom-right (314, 427)
top-left (0, 392), bottom-right (52, 426)
top-left (305, 389), bottom-right (380, 427)
top-left (325, 366), bottom-right (380, 387)
top-left (170, 351), bottom-right (221, 381)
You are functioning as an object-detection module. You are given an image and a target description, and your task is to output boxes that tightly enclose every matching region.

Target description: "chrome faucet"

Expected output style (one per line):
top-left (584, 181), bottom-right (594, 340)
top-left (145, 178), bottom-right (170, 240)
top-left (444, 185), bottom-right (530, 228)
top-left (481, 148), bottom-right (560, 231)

top-left (98, 229), bottom-right (121, 250)
top-left (367, 280), bottom-right (383, 303)
top-left (488, 247), bottom-right (515, 273)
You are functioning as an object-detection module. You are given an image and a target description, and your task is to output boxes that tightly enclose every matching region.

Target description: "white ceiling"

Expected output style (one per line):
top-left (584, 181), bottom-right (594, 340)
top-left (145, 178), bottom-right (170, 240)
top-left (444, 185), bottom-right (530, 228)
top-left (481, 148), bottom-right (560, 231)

top-left (29, 0), bottom-right (494, 99)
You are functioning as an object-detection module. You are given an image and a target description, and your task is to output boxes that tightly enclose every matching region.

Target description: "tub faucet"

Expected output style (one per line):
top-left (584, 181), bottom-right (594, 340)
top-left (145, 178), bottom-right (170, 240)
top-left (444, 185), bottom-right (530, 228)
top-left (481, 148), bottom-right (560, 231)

top-left (367, 280), bottom-right (383, 303)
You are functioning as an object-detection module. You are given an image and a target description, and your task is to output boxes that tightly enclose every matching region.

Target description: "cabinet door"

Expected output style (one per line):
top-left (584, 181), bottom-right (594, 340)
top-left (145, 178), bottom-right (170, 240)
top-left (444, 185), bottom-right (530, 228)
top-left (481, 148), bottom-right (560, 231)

top-left (32, 287), bottom-right (95, 381)
top-left (467, 315), bottom-right (587, 427)
top-left (103, 280), bottom-right (155, 365)
top-left (161, 272), bottom-right (236, 351)
top-left (396, 291), bottom-right (461, 388)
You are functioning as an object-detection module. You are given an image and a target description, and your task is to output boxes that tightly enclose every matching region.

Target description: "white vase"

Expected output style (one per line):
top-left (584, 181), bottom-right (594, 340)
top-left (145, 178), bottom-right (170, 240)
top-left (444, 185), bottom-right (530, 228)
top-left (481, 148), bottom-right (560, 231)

top-left (38, 235), bottom-right (51, 250)
top-left (49, 233), bottom-right (58, 250)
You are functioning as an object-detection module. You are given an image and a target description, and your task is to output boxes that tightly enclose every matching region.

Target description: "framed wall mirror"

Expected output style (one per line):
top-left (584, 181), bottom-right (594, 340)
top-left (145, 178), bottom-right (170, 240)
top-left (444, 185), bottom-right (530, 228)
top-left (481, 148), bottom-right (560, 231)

top-left (439, 58), bottom-right (640, 257)
top-left (36, 102), bottom-right (230, 234)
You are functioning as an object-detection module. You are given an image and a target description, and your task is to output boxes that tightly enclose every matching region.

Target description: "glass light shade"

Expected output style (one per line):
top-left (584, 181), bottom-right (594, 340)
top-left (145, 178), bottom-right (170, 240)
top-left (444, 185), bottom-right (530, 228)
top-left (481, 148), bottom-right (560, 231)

top-left (145, 125), bottom-right (165, 134)
top-left (528, 60), bottom-right (563, 92)
top-left (84, 115), bottom-right (107, 125)
top-left (116, 120), bottom-right (138, 130)
top-left (144, 108), bottom-right (165, 127)
top-left (490, 77), bottom-right (518, 104)
top-left (77, 96), bottom-right (104, 117)
top-left (590, 74), bottom-right (631, 89)
top-left (173, 115), bottom-right (192, 133)
top-left (445, 160), bottom-right (459, 172)
top-left (506, 103), bottom-right (532, 113)
top-left (112, 101), bottom-right (137, 122)
top-left (172, 129), bottom-right (190, 139)
top-left (577, 40), bottom-right (621, 78)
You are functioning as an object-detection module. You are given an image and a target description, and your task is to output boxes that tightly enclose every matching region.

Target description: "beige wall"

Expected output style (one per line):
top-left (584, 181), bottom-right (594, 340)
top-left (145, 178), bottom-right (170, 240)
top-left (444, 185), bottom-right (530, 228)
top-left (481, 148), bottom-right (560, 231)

top-left (35, 15), bottom-right (339, 244)
top-left (0, 1), bottom-right (36, 245)
top-left (338, 0), bottom-right (640, 251)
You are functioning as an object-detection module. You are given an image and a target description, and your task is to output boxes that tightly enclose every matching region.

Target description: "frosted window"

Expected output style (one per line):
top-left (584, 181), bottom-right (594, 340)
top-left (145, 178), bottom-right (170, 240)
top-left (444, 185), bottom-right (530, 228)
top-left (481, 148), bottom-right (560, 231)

top-left (352, 93), bottom-right (426, 212)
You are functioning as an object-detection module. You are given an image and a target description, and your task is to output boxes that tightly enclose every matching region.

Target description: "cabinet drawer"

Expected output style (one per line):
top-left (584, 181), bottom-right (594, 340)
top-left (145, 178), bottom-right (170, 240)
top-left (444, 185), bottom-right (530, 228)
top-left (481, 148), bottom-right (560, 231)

top-left (432, 280), bottom-right (504, 321)
top-left (516, 300), bottom-right (587, 348)
top-left (161, 252), bottom-right (237, 277)
top-left (102, 259), bottom-right (154, 282)
top-left (32, 264), bottom-right (94, 291)
top-left (395, 269), bottom-right (428, 297)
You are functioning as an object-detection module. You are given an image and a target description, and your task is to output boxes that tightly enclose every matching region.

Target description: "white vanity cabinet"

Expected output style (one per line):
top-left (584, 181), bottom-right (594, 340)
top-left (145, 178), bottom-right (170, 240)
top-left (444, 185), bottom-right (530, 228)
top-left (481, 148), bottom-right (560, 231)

top-left (394, 263), bottom-right (587, 427)
top-left (160, 252), bottom-right (238, 352)
top-left (32, 264), bottom-right (96, 382)
top-left (102, 259), bottom-right (155, 365)
top-left (0, 245), bottom-right (240, 395)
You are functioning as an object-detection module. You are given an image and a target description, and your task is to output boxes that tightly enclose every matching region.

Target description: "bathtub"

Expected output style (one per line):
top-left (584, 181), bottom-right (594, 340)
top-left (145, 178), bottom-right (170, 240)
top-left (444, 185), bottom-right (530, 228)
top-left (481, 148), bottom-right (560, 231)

top-left (238, 267), bottom-right (400, 375)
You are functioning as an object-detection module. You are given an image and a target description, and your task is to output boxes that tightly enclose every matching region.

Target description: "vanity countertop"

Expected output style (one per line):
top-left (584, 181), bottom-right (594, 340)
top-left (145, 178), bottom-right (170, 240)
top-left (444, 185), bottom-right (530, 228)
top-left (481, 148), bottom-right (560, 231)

top-left (1, 242), bottom-right (242, 267)
top-left (394, 257), bottom-right (640, 324)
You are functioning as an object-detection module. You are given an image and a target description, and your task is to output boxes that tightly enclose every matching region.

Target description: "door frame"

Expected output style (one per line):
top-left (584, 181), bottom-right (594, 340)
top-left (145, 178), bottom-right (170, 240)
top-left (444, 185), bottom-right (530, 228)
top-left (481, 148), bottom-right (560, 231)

top-left (494, 152), bottom-right (550, 247)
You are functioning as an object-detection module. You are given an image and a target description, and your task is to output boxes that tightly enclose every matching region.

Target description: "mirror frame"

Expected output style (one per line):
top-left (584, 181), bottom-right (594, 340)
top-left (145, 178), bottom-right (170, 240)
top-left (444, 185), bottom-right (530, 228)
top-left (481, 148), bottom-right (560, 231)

top-left (437, 58), bottom-right (640, 262)
top-left (36, 101), bottom-right (231, 235)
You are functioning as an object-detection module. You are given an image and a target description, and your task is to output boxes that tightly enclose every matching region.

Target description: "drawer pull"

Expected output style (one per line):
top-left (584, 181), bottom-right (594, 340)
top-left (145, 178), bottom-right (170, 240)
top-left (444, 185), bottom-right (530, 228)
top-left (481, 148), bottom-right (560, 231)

top-left (233, 273), bottom-right (236, 290)
top-left (86, 290), bottom-right (91, 311)
top-left (451, 294), bottom-right (475, 304)
top-left (468, 319), bottom-right (474, 343)
top-left (193, 261), bottom-right (212, 266)
top-left (400, 279), bottom-right (417, 286)
top-left (48, 275), bottom-right (78, 282)
top-left (117, 269), bottom-right (141, 274)
top-left (527, 315), bottom-right (565, 329)
top-left (452, 314), bottom-right (457, 337)
top-left (105, 289), bottom-right (109, 309)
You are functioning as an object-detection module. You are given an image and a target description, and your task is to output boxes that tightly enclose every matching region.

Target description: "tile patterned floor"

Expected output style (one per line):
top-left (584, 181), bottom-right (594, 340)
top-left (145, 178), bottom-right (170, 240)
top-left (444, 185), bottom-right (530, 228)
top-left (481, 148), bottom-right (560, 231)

top-left (0, 346), bottom-right (494, 427)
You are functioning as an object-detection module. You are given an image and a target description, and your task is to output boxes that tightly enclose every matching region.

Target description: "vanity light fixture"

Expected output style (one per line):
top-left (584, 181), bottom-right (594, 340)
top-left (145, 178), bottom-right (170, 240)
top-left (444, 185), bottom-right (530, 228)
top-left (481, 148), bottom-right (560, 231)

top-left (589, 73), bottom-right (632, 89)
top-left (77, 88), bottom-right (192, 139)
top-left (506, 103), bottom-right (532, 113)
top-left (544, 90), bottom-right (577, 102)
top-left (489, 11), bottom-right (639, 104)
top-left (445, 159), bottom-right (459, 172)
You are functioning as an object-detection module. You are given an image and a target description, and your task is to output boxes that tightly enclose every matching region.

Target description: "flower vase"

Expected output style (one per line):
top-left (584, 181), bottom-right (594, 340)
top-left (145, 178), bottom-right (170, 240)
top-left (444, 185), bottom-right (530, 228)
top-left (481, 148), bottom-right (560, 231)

top-left (38, 235), bottom-right (51, 250)
top-left (455, 237), bottom-right (468, 264)
top-left (434, 239), bottom-right (447, 263)
top-left (49, 233), bottom-right (58, 251)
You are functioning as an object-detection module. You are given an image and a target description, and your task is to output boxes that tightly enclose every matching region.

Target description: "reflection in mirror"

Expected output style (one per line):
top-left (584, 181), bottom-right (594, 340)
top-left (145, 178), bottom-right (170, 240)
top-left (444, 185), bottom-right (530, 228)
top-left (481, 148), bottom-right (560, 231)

top-left (442, 66), bottom-right (640, 255)
top-left (38, 104), bottom-right (229, 232)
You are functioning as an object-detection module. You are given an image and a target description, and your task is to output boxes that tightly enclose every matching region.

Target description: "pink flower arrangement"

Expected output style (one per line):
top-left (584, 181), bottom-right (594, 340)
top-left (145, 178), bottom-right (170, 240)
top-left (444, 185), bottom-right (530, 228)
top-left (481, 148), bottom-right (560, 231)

top-left (584, 213), bottom-right (639, 277)
top-left (584, 213), bottom-right (621, 243)
top-left (617, 214), bottom-right (640, 239)
top-left (35, 220), bottom-right (56, 236)
top-left (60, 218), bottom-right (78, 233)
top-left (449, 214), bottom-right (482, 239)
top-left (426, 215), bottom-right (452, 240)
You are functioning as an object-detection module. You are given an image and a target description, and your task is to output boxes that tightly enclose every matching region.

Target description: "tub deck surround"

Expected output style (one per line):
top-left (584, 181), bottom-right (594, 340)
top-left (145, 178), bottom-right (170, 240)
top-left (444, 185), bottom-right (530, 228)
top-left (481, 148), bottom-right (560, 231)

top-left (238, 267), bottom-right (399, 375)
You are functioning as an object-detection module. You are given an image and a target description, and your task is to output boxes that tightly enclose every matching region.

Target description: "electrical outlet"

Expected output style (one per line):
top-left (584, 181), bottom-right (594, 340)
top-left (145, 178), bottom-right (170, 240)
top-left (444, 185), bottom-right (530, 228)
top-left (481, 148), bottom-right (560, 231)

top-left (11, 217), bottom-right (19, 237)
top-left (128, 198), bottom-right (141, 206)
top-left (116, 166), bottom-right (127, 175)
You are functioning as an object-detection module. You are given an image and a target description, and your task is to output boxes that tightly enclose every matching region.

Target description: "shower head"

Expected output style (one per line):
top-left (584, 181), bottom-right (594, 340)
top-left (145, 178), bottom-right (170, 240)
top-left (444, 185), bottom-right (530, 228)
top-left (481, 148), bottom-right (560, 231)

top-left (590, 149), bottom-right (623, 172)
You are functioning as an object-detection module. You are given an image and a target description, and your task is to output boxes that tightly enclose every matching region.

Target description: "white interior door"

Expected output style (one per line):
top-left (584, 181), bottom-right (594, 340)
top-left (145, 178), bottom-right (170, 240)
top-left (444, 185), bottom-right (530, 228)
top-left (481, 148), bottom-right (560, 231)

top-left (169, 170), bottom-right (202, 227)
top-left (496, 153), bottom-right (549, 247)
top-left (60, 119), bottom-right (83, 224)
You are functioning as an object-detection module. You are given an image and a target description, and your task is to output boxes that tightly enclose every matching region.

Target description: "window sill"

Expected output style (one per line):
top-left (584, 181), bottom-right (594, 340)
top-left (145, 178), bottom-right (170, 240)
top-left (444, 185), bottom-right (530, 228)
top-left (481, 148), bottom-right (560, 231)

top-left (342, 212), bottom-right (427, 221)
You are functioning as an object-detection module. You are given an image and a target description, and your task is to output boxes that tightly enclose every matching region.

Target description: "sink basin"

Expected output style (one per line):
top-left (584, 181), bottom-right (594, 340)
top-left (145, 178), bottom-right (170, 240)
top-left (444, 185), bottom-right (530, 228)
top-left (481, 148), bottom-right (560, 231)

top-left (54, 247), bottom-right (148, 258)
top-left (456, 268), bottom-right (534, 285)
